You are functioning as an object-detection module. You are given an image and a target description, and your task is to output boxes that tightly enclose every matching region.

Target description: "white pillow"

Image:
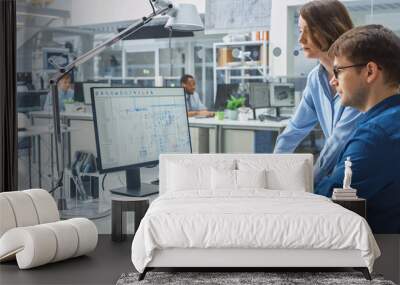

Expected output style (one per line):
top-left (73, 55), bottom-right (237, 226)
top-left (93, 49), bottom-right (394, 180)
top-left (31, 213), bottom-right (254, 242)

top-left (167, 160), bottom-right (235, 191)
top-left (237, 159), bottom-right (309, 192)
top-left (236, 169), bottom-right (267, 188)
top-left (211, 168), bottom-right (267, 190)
top-left (168, 163), bottom-right (208, 191)
top-left (266, 165), bottom-right (307, 192)
top-left (211, 168), bottom-right (236, 190)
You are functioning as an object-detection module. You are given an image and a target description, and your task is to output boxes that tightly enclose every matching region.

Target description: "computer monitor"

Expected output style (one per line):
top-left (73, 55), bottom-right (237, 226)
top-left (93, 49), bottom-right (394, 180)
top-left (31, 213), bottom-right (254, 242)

top-left (269, 83), bottom-right (295, 107)
top-left (92, 87), bottom-right (191, 197)
top-left (248, 82), bottom-right (270, 108)
top-left (74, 82), bottom-right (84, 102)
top-left (247, 82), bottom-right (295, 121)
top-left (83, 82), bottom-right (110, 105)
top-left (214, 83), bottom-right (239, 110)
top-left (17, 91), bottom-right (48, 112)
top-left (268, 83), bottom-right (295, 119)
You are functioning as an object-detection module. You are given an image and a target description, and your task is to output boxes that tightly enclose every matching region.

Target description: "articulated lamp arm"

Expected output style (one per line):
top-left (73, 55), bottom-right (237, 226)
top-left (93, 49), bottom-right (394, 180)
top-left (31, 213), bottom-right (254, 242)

top-left (48, 2), bottom-right (173, 204)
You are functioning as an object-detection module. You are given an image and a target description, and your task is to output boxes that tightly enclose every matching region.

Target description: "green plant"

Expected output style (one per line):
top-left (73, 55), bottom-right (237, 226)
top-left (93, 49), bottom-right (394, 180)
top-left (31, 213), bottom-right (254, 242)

top-left (226, 95), bottom-right (245, 110)
top-left (63, 99), bottom-right (75, 104)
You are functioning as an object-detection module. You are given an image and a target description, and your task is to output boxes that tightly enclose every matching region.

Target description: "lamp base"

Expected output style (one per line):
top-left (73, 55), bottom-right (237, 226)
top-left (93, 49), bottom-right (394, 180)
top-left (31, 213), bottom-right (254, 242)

top-left (57, 198), bottom-right (68, 210)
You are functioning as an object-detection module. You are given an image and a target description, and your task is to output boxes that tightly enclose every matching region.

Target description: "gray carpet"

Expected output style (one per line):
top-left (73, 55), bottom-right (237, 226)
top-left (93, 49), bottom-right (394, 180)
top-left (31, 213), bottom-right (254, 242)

top-left (117, 271), bottom-right (396, 285)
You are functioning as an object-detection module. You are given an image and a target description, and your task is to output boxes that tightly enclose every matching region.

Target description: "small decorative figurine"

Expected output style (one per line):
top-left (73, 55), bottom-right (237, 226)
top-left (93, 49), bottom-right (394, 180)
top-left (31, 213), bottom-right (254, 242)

top-left (343, 157), bottom-right (353, 190)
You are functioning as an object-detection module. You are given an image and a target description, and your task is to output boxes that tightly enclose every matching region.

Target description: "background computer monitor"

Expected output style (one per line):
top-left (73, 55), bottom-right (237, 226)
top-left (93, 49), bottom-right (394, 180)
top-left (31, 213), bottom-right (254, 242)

top-left (247, 82), bottom-right (295, 120)
top-left (269, 83), bottom-right (295, 107)
top-left (248, 82), bottom-right (270, 108)
top-left (92, 87), bottom-right (191, 196)
top-left (17, 91), bottom-right (48, 112)
top-left (214, 83), bottom-right (239, 110)
top-left (74, 82), bottom-right (84, 102)
top-left (83, 82), bottom-right (110, 105)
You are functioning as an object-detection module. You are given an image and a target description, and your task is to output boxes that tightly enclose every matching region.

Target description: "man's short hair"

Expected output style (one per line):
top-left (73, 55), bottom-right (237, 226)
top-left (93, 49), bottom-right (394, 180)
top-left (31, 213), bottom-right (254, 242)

top-left (329, 24), bottom-right (400, 87)
top-left (180, 74), bottom-right (194, 85)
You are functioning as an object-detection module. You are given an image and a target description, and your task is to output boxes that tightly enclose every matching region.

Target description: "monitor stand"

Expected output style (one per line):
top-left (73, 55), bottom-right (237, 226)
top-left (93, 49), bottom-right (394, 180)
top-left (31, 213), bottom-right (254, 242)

top-left (110, 167), bottom-right (158, 197)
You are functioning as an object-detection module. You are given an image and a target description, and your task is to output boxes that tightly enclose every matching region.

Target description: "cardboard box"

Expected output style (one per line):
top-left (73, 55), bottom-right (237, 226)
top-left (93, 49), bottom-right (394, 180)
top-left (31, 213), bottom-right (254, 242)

top-left (218, 47), bottom-right (233, 67)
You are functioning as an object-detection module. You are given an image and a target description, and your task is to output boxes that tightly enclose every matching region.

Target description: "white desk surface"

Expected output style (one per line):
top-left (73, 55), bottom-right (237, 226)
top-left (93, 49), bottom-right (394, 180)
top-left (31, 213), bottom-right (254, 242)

top-left (29, 111), bottom-right (289, 129)
top-left (18, 126), bottom-right (80, 138)
top-left (30, 111), bottom-right (93, 120)
top-left (188, 117), bottom-right (289, 129)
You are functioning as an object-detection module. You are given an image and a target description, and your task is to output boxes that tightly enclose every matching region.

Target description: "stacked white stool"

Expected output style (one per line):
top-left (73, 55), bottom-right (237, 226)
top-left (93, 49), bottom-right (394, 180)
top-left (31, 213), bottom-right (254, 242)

top-left (0, 189), bottom-right (98, 269)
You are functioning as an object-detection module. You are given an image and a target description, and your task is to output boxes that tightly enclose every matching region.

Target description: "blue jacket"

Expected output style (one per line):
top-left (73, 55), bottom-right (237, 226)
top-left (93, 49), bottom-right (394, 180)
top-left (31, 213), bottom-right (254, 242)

top-left (316, 94), bottom-right (400, 233)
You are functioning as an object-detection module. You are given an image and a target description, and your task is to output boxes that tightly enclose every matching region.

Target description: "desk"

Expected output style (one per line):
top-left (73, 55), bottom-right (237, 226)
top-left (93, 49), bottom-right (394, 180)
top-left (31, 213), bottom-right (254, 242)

top-left (30, 111), bottom-right (95, 171)
top-left (188, 117), bottom-right (288, 153)
top-left (30, 111), bottom-right (93, 121)
top-left (30, 112), bottom-right (289, 156)
top-left (18, 125), bottom-right (78, 189)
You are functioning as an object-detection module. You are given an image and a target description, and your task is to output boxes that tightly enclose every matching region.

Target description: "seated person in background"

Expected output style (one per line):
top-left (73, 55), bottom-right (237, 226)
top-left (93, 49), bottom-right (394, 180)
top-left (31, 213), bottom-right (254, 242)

top-left (181, 74), bottom-right (214, 118)
top-left (44, 74), bottom-right (74, 112)
top-left (316, 25), bottom-right (400, 234)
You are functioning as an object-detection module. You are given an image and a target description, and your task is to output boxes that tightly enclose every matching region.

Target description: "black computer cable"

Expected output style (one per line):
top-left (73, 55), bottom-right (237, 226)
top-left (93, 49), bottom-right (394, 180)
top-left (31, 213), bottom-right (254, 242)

top-left (101, 173), bottom-right (107, 192)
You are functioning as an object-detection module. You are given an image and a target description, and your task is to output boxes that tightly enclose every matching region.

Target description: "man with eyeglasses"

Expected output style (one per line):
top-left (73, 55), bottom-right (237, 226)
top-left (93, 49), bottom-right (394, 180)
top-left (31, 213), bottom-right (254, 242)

top-left (316, 25), bottom-right (400, 234)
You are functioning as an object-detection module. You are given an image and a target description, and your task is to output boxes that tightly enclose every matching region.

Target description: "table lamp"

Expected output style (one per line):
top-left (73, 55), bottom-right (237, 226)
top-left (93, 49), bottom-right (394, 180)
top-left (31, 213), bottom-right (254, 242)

top-left (48, 0), bottom-right (204, 211)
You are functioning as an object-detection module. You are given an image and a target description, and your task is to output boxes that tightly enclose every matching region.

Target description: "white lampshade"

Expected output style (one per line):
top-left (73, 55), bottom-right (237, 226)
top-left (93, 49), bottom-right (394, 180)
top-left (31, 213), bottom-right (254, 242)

top-left (165, 4), bottom-right (204, 31)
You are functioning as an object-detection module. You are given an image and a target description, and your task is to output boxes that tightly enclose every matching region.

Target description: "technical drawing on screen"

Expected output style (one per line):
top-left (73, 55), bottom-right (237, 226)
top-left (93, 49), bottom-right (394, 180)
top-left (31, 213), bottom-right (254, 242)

top-left (91, 87), bottom-right (191, 196)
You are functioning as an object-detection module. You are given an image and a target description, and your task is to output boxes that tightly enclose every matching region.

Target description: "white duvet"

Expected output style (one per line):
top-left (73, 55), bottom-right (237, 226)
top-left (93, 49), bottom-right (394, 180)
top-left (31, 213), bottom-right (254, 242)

top-left (131, 190), bottom-right (380, 273)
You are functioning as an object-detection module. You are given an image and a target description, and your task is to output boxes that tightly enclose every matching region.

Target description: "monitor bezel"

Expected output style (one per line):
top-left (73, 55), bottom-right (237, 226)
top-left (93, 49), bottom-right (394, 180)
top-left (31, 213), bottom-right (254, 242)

top-left (91, 86), bottom-right (192, 174)
top-left (83, 82), bottom-right (110, 105)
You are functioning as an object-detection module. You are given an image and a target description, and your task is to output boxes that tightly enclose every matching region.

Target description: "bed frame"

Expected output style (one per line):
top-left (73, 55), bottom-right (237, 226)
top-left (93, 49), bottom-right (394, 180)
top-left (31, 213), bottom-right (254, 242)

top-left (137, 154), bottom-right (372, 281)
top-left (139, 248), bottom-right (371, 280)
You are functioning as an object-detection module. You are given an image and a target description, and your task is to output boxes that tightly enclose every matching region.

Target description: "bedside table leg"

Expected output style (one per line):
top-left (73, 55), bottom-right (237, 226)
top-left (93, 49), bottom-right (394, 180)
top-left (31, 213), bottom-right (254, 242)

top-left (134, 200), bottom-right (149, 234)
top-left (112, 200), bottom-right (124, 242)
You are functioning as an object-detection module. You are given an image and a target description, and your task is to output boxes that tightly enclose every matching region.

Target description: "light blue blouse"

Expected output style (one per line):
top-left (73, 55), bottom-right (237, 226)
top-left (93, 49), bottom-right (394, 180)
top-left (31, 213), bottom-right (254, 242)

top-left (274, 64), bottom-right (363, 185)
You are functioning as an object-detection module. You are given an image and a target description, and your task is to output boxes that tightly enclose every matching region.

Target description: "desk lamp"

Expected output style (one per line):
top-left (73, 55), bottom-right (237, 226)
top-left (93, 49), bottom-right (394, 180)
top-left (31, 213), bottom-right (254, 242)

top-left (48, 0), bottom-right (203, 211)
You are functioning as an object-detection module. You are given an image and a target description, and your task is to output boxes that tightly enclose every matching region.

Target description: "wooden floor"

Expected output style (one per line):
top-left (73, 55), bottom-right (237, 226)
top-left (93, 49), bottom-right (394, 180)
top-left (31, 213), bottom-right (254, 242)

top-left (0, 235), bottom-right (134, 285)
top-left (1, 233), bottom-right (398, 285)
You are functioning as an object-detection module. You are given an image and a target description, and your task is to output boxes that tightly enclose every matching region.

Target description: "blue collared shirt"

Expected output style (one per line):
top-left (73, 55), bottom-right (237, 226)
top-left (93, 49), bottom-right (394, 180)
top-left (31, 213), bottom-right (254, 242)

top-left (185, 91), bottom-right (206, 112)
top-left (316, 95), bottom-right (400, 233)
top-left (274, 65), bottom-right (363, 184)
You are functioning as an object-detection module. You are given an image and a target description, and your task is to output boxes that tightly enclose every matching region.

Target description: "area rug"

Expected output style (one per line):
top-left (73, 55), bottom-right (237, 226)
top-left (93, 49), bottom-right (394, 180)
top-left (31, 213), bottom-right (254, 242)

top-left (116, 271), bottom-right (396, 285)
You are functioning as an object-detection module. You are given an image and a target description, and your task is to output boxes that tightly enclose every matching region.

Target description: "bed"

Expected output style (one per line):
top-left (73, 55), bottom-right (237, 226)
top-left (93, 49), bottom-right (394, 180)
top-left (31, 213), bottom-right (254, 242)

top-left (131, 154), bottom-right (380, 280)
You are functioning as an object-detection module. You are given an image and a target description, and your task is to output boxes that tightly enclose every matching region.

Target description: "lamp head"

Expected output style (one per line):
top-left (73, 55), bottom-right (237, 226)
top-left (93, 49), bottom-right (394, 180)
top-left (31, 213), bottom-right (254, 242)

top-left (165, 3), bottom-right (204, 31)
top-left (151, 0), bottom-right (173, 10)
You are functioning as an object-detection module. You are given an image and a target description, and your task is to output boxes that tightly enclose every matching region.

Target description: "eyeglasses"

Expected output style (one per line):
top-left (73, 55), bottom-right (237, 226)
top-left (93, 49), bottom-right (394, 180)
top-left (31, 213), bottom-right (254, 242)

top-left (333, 63), bottom-right (367, 79)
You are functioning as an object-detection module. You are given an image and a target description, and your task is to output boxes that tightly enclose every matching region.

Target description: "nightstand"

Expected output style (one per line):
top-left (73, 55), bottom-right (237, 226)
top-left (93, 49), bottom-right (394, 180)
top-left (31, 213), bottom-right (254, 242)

top-left (111, 196), bottom-right (151, 242)
top-left (332, 198), bottom-right (366, 218)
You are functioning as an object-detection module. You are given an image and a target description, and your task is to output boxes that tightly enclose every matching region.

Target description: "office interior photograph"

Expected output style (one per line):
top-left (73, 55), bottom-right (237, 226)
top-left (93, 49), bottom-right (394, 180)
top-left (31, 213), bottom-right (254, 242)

top-left (1, 0), bottom-right (400, 284)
